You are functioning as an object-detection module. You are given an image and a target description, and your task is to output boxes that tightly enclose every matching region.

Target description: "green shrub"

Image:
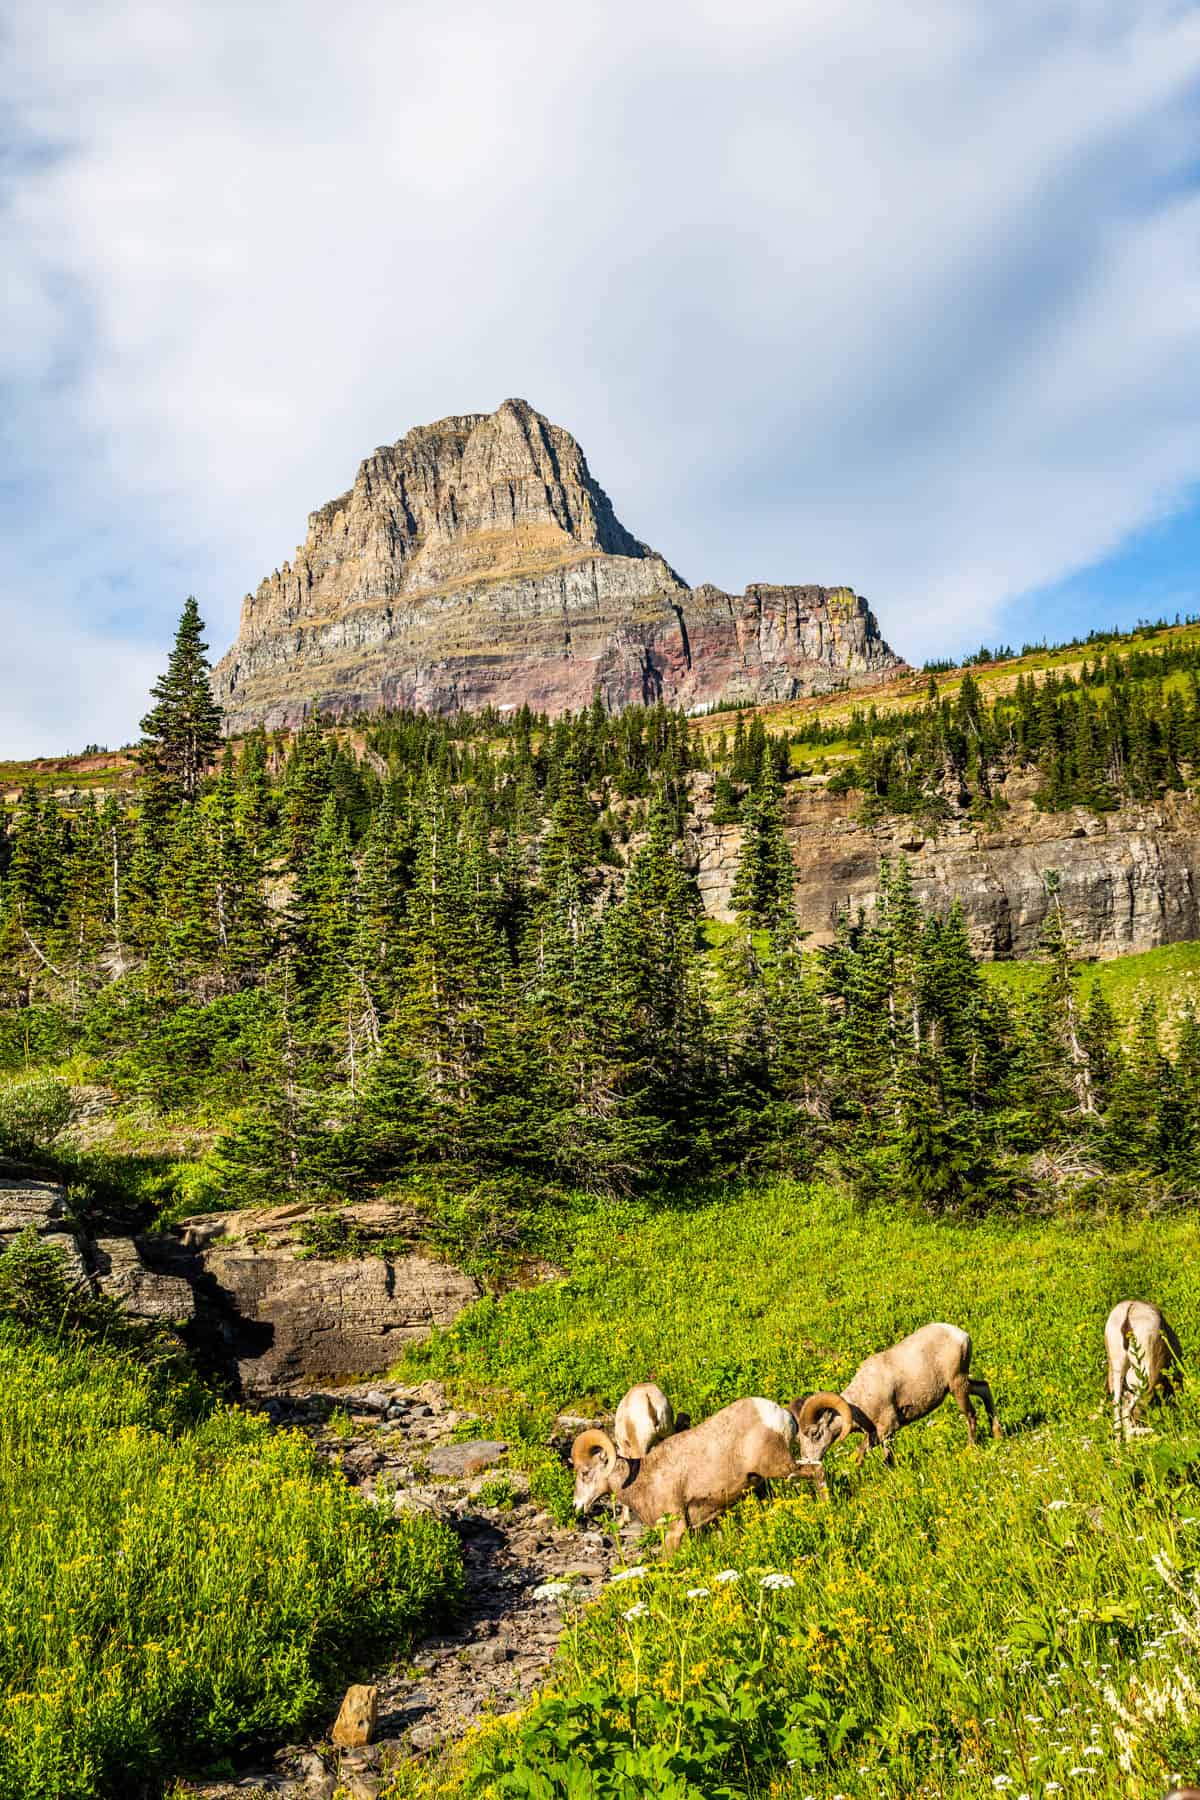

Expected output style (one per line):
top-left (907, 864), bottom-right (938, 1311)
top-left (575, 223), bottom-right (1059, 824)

top-left (0, 1006), bottom-right (72, 1073)
top-left (0, 1074), bottom-right (71, 1158)
top-left (0, 1328), bottom-right (463, 1799)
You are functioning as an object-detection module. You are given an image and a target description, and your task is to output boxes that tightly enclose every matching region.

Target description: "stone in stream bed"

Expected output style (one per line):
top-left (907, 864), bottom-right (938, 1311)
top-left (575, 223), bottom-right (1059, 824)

top-left (423, 1439), bottom-right (508, 1478)
top-left (330, 1683), bottom-right (378, 1748)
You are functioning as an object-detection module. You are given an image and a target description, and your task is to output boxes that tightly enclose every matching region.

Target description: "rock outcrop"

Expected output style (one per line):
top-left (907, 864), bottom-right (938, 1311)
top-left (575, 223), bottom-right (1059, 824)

top-left (0, 1164), bottom-right (89, 1284)
top-left (170, 1202), bottom-right (481, 1389)
top-left (92, 1236), bottom-right (197, 1325)
top-left (691, 773), bottom-right (1200, 959)
top-left (213, 399), bottom-right (902, 728)
top-left (0, 1175), bottom-right (480, 1388)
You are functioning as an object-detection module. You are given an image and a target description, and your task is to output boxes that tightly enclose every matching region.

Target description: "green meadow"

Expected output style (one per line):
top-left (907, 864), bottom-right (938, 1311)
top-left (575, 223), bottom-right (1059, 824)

top-left (0, 1315), bottom-right (461, 1800)
top-left (396, 1180), bottom-right (1200, 1798)
top-left (983, 940), bottom-right (1200, 1039)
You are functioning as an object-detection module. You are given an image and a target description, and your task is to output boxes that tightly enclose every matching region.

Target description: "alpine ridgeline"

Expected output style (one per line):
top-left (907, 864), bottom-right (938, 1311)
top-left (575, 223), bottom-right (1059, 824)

top-left (212, 398), bottom-right (903, 729)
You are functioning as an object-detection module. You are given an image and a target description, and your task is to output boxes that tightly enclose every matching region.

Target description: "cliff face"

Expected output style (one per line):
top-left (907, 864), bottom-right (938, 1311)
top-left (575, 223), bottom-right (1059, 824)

top-left (213, 399), bottom-right (902, 728)
top-left (692, 773), bottom-right (1200, 959)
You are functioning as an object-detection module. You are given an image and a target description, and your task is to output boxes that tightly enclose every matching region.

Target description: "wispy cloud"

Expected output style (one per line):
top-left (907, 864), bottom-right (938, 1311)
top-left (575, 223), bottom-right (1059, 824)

top-left (3, 0), bottom-right (1200, 750)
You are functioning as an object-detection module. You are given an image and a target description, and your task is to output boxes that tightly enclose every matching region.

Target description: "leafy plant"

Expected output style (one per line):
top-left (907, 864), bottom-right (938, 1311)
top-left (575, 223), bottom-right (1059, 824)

top-left (0, 1074), bottom-right (71, 1158)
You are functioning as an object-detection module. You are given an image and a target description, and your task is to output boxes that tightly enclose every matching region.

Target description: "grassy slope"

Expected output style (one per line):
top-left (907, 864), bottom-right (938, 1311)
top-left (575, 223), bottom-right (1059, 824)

top-left (0, 750), bottom-right (137, 816)
top-left (982, 940), bottom-right (1200, 1035)
top-left (398, 1182), bottom-right (1200, 1798)
top-left (0, 1329), bottom-right (461, 1800)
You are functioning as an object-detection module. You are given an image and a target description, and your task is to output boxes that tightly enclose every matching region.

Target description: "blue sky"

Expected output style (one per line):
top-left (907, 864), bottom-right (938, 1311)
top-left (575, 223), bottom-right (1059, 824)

top-left (4, 1), bottom-right (1200, 754)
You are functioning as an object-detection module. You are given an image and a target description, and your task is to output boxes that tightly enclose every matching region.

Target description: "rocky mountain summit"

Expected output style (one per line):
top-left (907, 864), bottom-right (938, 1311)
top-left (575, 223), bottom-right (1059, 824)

top-left (213, 399), bottom-right (903, 728)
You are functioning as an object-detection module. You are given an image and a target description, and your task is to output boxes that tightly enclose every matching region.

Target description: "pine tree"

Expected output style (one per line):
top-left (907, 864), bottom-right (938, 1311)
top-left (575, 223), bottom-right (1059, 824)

top-left (593, 796), bottom-right (708, 1186)
top-left (730, 748), bottom-right (795, 934)
top-left (711, 772), bottom-right (741, 827)
top-left (1035, 870), bottom-right (1095, 1115)
top-left (137, 597), bottom-right (223, 812)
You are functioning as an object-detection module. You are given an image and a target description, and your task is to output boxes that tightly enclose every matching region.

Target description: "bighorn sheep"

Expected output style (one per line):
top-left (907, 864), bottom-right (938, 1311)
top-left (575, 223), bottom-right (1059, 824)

top-left (571, 1397), bottom-right (818, 1553)
top-left (790, 1322), bottom-right (1000, 1468)
top-left (1105, 1299), bottom-right (1181, 1439)
top-left (614, 1383), bottom-right (688, 1458)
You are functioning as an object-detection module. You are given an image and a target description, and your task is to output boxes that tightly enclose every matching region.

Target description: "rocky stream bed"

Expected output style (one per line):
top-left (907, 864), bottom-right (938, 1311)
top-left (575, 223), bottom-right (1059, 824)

top-left (0, 1170), bottom-right (636, 1798)
top-left (180, 1378), bottom-right (642, 1800)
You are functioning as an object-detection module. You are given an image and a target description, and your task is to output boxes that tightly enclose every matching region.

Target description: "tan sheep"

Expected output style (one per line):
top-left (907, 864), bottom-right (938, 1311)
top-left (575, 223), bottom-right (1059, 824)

top-left (790, 1321), bottom-right (1001, 1468)
top-left (571, 1396), bottom-right (819, 1553)
top-left (1105, 1299), bottom-right (1182, 1439)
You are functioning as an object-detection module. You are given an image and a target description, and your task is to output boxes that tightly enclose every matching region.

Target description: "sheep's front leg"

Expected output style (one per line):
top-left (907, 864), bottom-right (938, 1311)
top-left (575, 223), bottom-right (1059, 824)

top-left (793, 1459), bottom-right (829, 1500)
top-left (970, 1378), bottom-right (1002, 1440)
top-left (759, 1441), bottom-right (828, 1500)
top-left (661, 1514), bottom-right (688, 1555)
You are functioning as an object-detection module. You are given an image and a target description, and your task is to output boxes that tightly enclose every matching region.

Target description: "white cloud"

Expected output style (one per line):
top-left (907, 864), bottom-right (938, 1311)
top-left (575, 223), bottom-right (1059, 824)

top-left (3, 0), bottom-right (1200, 750)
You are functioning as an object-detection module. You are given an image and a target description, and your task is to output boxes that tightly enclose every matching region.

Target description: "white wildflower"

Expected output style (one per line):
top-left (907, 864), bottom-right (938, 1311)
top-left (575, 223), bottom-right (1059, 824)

top-left (623, 1601), bottom-right (648, 1620)
top-left (1046, 1499), bottom-right (1070, 1511)
top-left (532, 1580), bottom-right (571, 1601)
top-left (714, 1569), bottom-right (741, 1584)
top-left (991, 1777), bottom-right (1013, 1790)
top-left (759, 1572), bottom-right (796, 1590)
top-left (608, 1565), bottom-right (648, 1584)
top-left (685, 1587), bottom-right (710, 1599)
top-left (1151, 1549), bottom-right (1182, 1589)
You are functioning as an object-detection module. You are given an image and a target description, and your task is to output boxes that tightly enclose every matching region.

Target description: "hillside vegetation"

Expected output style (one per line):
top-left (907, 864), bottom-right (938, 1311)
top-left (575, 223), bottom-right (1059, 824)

top-left (5, 605), bottom-right (1200, 1796)
top-left (983, 941), bottom-right (1200, 1039)
top-left (0, 1238), bottom-right (461, 1800)
top-left (7, 603), bottom-right (1200, 1246)
top-left (394, 1180), bottom-right (1200, 1799)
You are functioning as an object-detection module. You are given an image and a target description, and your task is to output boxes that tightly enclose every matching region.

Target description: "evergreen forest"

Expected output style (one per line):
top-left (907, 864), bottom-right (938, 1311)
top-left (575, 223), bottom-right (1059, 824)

top-left (3, 601), bottom-right (1200, 1246)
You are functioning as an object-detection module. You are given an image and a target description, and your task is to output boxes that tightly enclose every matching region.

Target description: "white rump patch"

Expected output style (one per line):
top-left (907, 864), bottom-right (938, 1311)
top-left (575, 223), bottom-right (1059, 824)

top-left (751, 1397), bottom-right (794, 1438)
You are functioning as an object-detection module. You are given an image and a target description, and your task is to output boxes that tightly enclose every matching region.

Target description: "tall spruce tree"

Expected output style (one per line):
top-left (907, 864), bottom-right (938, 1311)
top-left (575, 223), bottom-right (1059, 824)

top-left (138, 597), bottom-right (223, 813)
top-left (730, 747), bottom-right (795, 933)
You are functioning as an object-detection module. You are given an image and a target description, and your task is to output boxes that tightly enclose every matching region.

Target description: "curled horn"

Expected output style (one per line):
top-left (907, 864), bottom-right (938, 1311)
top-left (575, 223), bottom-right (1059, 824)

top-left (571, 1428), bottom-right (617, 1471)
top-left (793, 1392), bottom-right (855, 1441)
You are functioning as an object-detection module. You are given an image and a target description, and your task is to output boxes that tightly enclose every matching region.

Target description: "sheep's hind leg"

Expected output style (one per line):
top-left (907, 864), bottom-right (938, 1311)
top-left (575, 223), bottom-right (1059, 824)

top-left (969, 1377), bottom-right (1002, 1440)
top-left (1109, 1353), bottom-right (1128, 1437)
top-left (949, 1374), bottom-right (979, 1446)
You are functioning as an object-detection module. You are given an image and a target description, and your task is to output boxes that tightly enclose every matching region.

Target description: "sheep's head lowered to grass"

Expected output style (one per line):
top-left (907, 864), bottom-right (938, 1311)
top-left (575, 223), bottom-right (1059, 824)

top-left (571, 1428), bottom-right (625, 1515)
top-left (788, 1391), bottom-right (865, 1462)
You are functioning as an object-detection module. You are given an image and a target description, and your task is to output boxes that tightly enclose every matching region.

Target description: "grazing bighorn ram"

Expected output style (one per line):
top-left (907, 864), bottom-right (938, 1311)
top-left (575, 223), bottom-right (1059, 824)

top-left (614, 1382), bottom-right (688, 1458)
top-left (789, 1322), bottom-right (1001, 1468)
top-left (1105, 1299), bottom-right (1182, 1439)
top-left (571, 1397), bottom-right (818, 1553)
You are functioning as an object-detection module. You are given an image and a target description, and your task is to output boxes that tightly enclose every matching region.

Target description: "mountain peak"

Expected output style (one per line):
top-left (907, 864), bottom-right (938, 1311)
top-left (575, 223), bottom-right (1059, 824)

top-left (212, 402), bottom-right (903, 728)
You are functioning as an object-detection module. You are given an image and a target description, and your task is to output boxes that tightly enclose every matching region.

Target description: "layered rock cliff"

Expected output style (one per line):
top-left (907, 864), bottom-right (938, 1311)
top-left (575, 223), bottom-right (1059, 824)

top-left (213, 399), bottom-right (902, 728)
top-left (691, 772), bottom-right (1200, 960)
